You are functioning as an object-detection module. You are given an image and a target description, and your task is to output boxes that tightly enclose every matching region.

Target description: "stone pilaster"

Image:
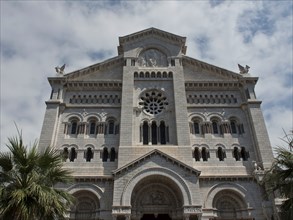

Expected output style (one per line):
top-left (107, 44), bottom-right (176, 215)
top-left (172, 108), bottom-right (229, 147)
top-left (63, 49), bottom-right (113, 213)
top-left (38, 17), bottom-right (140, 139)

top-left (38, 100), bottom-right (60, 151)
top-left (245, 100), bottom-right (274, 169)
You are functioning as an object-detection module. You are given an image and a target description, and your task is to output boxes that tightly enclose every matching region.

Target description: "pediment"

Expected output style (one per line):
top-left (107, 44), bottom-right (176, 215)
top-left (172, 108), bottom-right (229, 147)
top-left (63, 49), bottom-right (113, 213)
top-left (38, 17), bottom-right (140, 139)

top-left (57, 56), bottom-right (124, 82)
top-left (183, 56), bottom-right (242, 82)
top-left (112, 149), bottom-right (201, 177)
top-left (118, 27), bottom-right (187, 57)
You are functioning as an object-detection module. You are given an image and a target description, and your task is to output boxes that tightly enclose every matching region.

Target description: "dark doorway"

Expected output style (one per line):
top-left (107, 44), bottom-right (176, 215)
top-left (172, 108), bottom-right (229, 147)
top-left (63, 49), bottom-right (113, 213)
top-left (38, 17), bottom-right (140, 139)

top-left (141, 214), bottom-right (171, 220)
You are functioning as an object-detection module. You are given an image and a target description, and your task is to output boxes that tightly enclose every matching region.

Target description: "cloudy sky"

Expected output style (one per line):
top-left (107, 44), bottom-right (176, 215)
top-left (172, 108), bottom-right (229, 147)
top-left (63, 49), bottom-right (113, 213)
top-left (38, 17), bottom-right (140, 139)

top-left (1, 0), bottom-right (292, 151)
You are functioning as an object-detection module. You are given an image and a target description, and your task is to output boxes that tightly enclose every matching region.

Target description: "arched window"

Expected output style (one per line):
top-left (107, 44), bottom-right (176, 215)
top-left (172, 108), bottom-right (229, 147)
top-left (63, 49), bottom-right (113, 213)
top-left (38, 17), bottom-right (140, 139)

top-left (69, 148), bottom-right (77, 162)
top-left (110, 148), bottom-right (116, 162)
top-left (62, 147), bottom-right (69, 161)
top-left (194, 147), bottom-right (201, 161)
top-left (233, 147), bottom-right (240, 161)
top-left (194, 121), bottom-right (200, 134)
top-left (102, 148), bottom-right (108, 162)
top-left (217, 147), bottom-right (226, 161)
top-left (71, 121), bottom-right (78, 134)
top-left (241, 147), bottom-right (249, 161)
top-left (89, 120), bottom-right (96, 135)
top-left (151, 121), bottom-right (157, 145)
top-left (159, 121), bottom-right (166, 145)
top-left (108, 120), bottom-right (115, 134)
top-left (202, 147), bottom-right (209, 161)
top-left (85, 147), bottom-right (93, 162)
top-left (212, 120), bottom-right (219, 134)
top-left (143, 121), bottom-right (149, 145)
top-left (230, 120), bottom-right (237, 134)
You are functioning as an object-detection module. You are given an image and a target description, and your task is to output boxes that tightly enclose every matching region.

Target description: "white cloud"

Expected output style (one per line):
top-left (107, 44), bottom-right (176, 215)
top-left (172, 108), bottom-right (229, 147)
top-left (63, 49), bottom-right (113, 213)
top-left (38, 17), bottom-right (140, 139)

top-left (1, 1), bottom-right (292, 152)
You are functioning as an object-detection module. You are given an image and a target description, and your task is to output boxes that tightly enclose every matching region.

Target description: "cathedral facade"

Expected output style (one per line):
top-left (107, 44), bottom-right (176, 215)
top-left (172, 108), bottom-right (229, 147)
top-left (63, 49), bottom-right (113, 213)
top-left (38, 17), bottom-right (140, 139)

top-left (38, 28), bottom-right (276, 220)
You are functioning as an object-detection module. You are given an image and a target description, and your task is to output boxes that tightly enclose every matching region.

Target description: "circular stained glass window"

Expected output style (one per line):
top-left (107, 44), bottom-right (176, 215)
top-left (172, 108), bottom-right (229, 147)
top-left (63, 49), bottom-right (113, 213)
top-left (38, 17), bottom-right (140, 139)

top-left (139, 90), bottom-right (168, 115)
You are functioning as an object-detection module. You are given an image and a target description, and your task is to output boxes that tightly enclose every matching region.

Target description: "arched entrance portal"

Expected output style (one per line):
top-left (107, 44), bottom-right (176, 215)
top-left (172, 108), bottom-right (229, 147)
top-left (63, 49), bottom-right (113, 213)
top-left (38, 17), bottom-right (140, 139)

top-left (69, 190), bottom-right (100, 220)
top-left (212, 190), bottom-right (249, 220)
top-left (131, 175), bottom-right (184, 220)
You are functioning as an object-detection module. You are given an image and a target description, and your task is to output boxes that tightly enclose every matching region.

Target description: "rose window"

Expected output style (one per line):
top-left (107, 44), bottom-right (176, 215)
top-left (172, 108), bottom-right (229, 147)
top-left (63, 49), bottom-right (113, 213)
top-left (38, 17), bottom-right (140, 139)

top-left (139, 90), bottom-right (168, 115)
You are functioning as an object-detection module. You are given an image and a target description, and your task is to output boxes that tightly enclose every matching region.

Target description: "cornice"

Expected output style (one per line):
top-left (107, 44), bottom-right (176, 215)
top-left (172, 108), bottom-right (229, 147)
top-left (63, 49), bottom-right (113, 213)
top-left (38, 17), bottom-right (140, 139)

top-left (74, 176), bottom-right (114, 182)
top-left (65, 80), bottom-right (122, 91)
top-left (199, 175), bottom-right (255, 181)
top-left (185, 81), bottom-right (242, 90)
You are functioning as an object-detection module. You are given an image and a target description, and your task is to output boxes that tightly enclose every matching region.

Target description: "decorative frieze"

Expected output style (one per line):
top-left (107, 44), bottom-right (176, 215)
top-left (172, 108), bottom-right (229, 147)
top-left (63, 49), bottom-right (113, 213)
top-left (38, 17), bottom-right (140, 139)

top-left (183, 206), bottom-right (202, 214)
top-left (112, 206), bottom-right (131, 215)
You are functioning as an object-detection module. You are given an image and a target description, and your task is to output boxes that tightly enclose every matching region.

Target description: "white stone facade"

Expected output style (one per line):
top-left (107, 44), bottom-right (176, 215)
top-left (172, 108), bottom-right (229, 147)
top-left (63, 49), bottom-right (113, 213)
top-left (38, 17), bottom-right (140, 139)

top-left (38, 28), bottom-right (276, 220)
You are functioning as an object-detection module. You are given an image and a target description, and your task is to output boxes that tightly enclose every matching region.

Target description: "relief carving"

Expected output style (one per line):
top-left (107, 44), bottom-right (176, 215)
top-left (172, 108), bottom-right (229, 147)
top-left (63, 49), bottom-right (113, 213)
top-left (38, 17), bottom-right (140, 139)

top-left (138, 49), bottom-right (167, 67)
top-left (141, 190), bottom-right (169, 205)
top-left (183, 207), bottom-right (202, 214)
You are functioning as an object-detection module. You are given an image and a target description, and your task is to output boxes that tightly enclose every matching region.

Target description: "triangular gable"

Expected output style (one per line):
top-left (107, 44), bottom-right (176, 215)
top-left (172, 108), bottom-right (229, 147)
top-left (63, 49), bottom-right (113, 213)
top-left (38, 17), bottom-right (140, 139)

top-left (112, 149), bottom-right (201, 177)
top-left (183, 56), bottom-right (241, 81)
top-left (62, 55), bottom-right (124, 81)
top-left (118, 27), bottom-right (187, 55)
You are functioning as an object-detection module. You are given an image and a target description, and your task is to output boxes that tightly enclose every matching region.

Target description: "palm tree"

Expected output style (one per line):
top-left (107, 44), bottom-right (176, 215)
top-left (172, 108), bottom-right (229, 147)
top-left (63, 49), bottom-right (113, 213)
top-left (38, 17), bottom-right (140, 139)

top-left (0, 133), bottom-right (74, 220)
top-left (263, 131), bottom-right (293, 219)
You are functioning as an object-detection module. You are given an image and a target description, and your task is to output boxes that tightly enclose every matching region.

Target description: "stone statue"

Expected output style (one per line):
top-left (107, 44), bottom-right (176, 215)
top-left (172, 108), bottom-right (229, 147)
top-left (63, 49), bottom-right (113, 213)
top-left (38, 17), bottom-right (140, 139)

top-left (55, 64), bottom-right (66, 74)
top-left (238, 64), bottom-right (250, 74)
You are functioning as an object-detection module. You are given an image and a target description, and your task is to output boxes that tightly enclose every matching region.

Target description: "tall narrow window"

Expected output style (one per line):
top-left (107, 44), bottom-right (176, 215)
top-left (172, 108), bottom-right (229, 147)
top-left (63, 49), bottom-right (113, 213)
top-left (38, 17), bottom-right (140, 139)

top-left (110, 148), bottom-right (116, 162)
top-left (115, 124), bottom-right (120, 134)
top-left (194, 121), bottom-right (200, 134)
top-left (143, 122), bottom-right (149, 145)
top-left (160, 121), bottom-right (166, 144)
top-left (233, 147), bottom-right (240, 161)
top-left (151, 121), bottom-right (157, 145)
top-left (71, 121), bottom-right (78, 134)
top-left (230, 120), bottom-right (237, 134)
top-left (217, 147), bottom-right (225, 161)
top-left (194, 147), bottom-right (201, 161)
top-left (241, 147), bottom-right (249, 161)
top-left (108, 120), bottom-right (115, 134)
top-left (89, 121), bottom-right (96, 135)
top-left (69, 148), bottom-right (77, 162)
top-left (202, 147), bottom-right (209, 161)
top-left (85, 147), bottom-right (93, 162)
top-left (102, 148), bottom-right (108, 162)
top-left (171, 59), bottom-right (175, 66)
top-left (212, 121), bottom-right (219, 134)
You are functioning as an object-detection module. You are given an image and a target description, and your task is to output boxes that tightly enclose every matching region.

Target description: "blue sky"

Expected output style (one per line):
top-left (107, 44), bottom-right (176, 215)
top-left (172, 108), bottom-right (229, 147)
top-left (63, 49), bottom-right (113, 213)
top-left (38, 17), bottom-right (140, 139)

top-left (1, 0), bottom-right (292, 151)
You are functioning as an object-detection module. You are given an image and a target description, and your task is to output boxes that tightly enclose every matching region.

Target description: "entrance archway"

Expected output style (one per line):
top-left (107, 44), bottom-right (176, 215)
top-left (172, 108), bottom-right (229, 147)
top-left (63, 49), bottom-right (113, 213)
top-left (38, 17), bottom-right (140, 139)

top-left (212, 190), bottom-right (250, 220)
top-left (131, 175), bottom-right (184, 220)
top-left (69, 190), bottom-right (100, 220)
